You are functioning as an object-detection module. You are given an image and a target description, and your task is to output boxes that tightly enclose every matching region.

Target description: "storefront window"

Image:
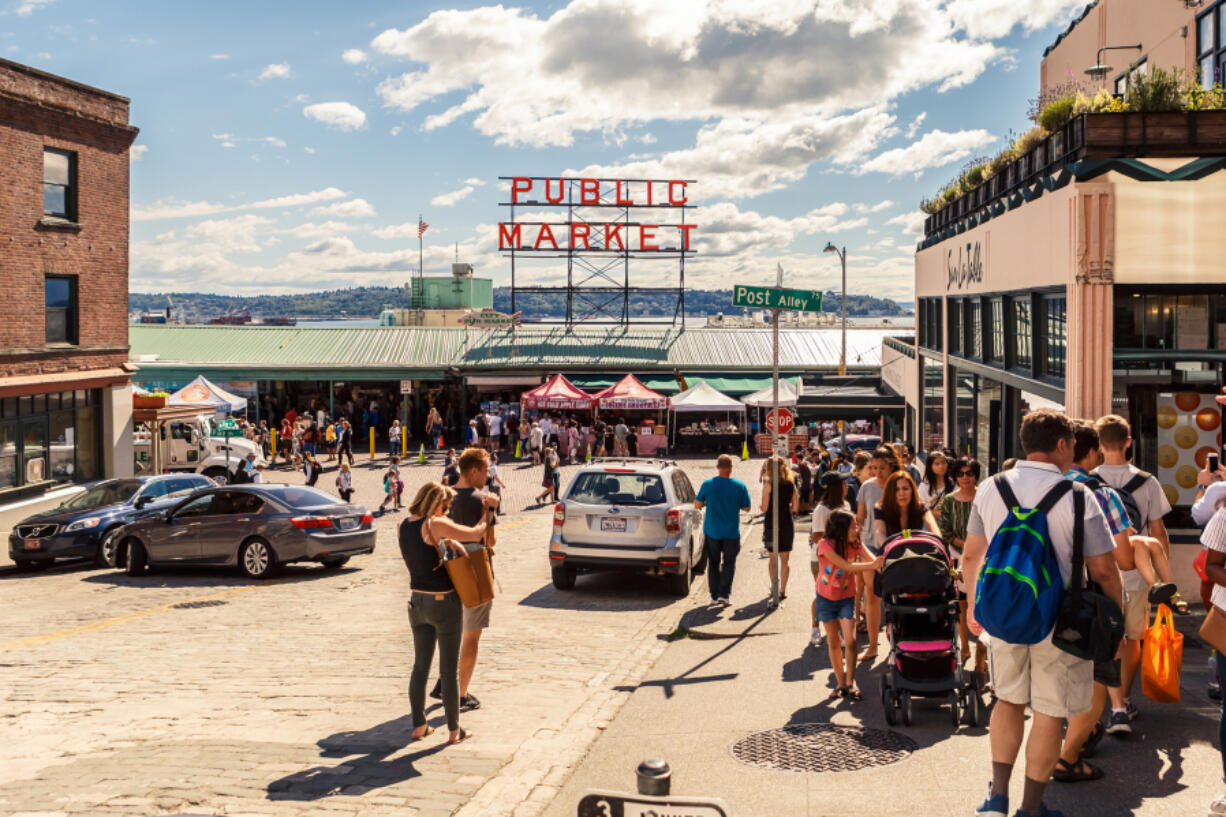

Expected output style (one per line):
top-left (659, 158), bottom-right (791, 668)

top-left (75, 405), bottom-right (98, 481)
top-left (49, 410), bottom-right (75, 483)
top-left (954, 369), bottom-right (976, 458)
top-left (1014, 297), bottom-right (1033, 370)
top-left (1177, 294), bottom-right (1211, 349)
top-left (21, 418), bottom-right (48, 484)
top-left (922, 356), bottom-right (945, 453)
top-left (0, 424), bottom-right (15, 489)
top-left (967, 301), bottom-right (982, 360)
top-left (989, 298), bottom-right (1005, 363)
top-left (976, 379), bottom-right (1002, 475)
top-left (1114, 292), bottom-right (1143, 348)
top-left (0, 388), bottom-right (100, 492)
top-left (947, 298), bottom-right (961, 355)
top-left (1044, 296), bottom-right (1066, 379)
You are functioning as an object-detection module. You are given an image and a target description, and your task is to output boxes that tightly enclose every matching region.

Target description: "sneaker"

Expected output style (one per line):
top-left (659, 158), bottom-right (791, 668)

top-left (810, 627), bottom-right (823, 647)
top-left (459, 693), bottom-right (481, 712)
top-left (766, 599), bottom-right (778, 610)
top-left (719, 596), bottom-right (731, 606)
top-left (976, 785), bottom-right (1008, 817)
top-left (1208, 788), bottom-right (1226, 816)
top-left (429, 680), bottom-right (442, 700)
top-left (1210, 680), bottom-right (1222, 701)
top-left (1147, 582), bottom-right (1177, 605)
top-left (1125, 699), bottom-right (1140, 722)
top-left (1105, 710), bottom-right (1131, 736)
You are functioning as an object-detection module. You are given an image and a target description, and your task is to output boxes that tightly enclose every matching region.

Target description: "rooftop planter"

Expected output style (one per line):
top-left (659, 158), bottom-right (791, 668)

top-left (921, 110), bottom-right (1226, 238)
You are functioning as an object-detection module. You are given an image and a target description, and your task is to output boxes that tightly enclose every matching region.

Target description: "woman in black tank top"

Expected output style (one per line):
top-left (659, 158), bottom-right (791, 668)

top-left (401, 482), bottom-right (491, 744)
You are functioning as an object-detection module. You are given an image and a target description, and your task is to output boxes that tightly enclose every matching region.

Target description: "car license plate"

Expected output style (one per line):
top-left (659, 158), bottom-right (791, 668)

top-left (337, 517), bottom-right (358, 531)
top-left (23, 538), bottom-right (41, 550)
top-left (600, 517), bottom-right (627, 533)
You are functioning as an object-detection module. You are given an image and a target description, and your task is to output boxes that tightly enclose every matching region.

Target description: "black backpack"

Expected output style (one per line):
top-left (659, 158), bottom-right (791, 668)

top-left (1090, 470), bottom-right (1149, 532)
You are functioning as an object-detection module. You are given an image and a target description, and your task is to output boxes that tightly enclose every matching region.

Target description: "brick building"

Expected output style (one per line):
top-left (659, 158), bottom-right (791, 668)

top-left (0, 58), bottom-right (138, 499)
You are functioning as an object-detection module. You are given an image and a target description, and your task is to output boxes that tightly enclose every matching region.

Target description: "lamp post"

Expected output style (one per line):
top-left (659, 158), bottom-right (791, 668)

top-left (824, 243), bottom-right (847, 376)
top-left (1084, 44), bottom-right (1142, 83)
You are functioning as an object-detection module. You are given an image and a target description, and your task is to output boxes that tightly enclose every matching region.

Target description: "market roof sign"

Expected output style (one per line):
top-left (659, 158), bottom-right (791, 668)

top-left (459, 308), bottom-right (522, 328)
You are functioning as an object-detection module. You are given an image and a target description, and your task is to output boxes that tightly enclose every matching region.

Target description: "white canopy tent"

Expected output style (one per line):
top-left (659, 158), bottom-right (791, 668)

top-left (668, 380), bottom-right (747, 449)
top-left (740, 377), bottom-right (803, 408)
top-left (169, 375), bottom-right (248, 415)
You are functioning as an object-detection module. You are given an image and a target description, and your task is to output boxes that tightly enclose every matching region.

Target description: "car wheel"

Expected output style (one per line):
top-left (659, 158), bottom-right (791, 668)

top-left (321, 556), bottom-right (349, 570)
top-left (551, 563), bottom-right (576, 590)
top-left (125, 539), bottom-right (148, 576)
top-left (239, 538), bottom-right (276, 579)
top-left (97, 527), bottom-right (121, 568)
top-left (666, 558), bottom-right (692, 597)
top-left (13, 559), bottom-right (35, 572)
top-left (202, 466), bottom-right (230, 485)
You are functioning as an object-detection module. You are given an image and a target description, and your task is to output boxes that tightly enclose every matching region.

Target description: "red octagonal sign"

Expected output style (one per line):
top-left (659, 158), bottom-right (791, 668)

top-left (765, 408), bottom-right (795, 435)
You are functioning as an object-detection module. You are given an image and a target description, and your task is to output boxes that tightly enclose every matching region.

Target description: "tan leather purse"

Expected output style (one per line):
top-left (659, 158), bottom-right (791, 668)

top-left (427, 518), bottom-right (495, 609)
top-left (1200, 604), bottom-right (1226, 654)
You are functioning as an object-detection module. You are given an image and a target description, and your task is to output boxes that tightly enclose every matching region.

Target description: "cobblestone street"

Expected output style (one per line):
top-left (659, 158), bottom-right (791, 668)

top-left (0, 450), bottom-right (749, 817)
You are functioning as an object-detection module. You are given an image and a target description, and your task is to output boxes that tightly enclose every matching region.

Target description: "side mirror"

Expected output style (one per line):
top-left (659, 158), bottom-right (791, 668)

top-left (134, 495), bottom-right (150, 508)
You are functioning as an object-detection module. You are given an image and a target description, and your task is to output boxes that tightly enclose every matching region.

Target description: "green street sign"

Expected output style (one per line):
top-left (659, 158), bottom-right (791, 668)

top-left (732, 285), bottom-right (823, 312)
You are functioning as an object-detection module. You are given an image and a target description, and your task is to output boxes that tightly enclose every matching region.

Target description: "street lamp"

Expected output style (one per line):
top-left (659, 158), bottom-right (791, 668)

top-left (824, 243), bottom-right (847, 376)
top-left (1085, 44), bottom-right (1142, 81)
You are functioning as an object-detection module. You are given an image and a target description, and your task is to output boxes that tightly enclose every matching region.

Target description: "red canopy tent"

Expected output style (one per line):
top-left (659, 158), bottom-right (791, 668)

top-left (593, 374), bottom-right (668, 410)
top-left (521, 373), bottom-right (596, 411)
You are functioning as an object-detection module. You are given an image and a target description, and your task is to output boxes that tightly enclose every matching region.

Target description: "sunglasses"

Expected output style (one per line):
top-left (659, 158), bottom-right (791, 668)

top-left (956, 470), bottom-right (975, 478)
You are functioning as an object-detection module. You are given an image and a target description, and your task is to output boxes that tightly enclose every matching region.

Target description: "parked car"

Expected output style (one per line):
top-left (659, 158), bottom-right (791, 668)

top-left (118, 483), bottom-right (375, 579)
top-left (8, 474), bottom-right (215, 571)
top-left (548, 458), bottom-right (704, 595)
top-left (826, 434), bottom-right (882, 455)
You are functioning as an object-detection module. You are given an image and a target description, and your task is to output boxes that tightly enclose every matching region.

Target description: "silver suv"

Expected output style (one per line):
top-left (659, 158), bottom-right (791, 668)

top-left (548, 458), bottom-right (704, 595)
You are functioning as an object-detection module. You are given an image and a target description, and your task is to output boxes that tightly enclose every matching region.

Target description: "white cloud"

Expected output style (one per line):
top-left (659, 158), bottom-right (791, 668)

top-left (309, 198), bottom-right (376, 218)
top-left (342, 48), bottom-right (367, 64)
top-left (184, 214), bottom-right (273, 254)
top-left (303, 146), bottom-right (315, 153)
top-left (16, 0), bottom-right (54, 16)
top-left (372, 222), bottom-right (423, 239)
top-left (284, 220), bottom-right (355, 238)
top-left (210, 53), bottom-right (229, 60)
top-left (858, 129), bottom-right (996, 177)
top-left (431, 185), bottom-right (476, 207)
top-left (905, 112), bottom-right (927, 139)
top-left (212, 133), bottom-right (286, 149)
top-left (129, 145), bottom-right (148, 162)
top-left (259, 62), bottom-right (291, 80)
top-left (886, 211), bottom-right (927, 236)
top-left (463, 177), bottom-right (486, 186)
top-left (389, 125), bottom-right (402, 136)
top-left (945, 0), bottom-right (1085, 40)
top-left (854, 200), bottom-right (894, 214)
top-left (303, 101), bottom-right (366, 131)
top-left (640, 133), bottom-right (657, 144)
top-left (696, 201), bottom-right (867, 257)
top-left (132, 187), bottom-right (347, 221)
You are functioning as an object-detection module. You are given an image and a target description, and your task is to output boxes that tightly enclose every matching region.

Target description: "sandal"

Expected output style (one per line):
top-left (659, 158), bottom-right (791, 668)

top-left (828, 688), bottom-right (844, 700)
top-left (1051, 757), bottom-right (1102, 783)
top-left (411, 726), bottom-right (434, 742)
top-left (1172, 595), bottom-right (1190, 615)
top-left (448, 728), bottom-right (474, 745)
top-left (1080, 722), bottom-right (1105, 759)
top-left (859, 651), bottom-right (878, 663)
top-left (845, 687), bottom-right (863, 702)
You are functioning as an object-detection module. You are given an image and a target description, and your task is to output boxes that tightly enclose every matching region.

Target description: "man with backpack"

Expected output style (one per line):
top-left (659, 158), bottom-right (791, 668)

top-left (1094, 413), bottom-right (1180, 734)
top-left (963, 409), bottom-right (1123, 817)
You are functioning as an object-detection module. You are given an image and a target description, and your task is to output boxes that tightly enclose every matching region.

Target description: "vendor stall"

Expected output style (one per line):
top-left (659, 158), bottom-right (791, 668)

top-left (169, 375), bottom-right (248, 417)
top-left (593, 374), bottom-right (669, 456)
top-left (520, 374), bottom-right (596, 460)
top-left (668, 380), bottom-right (747, 454)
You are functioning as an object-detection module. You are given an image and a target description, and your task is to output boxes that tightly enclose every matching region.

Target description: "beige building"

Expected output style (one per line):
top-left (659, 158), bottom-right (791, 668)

top-left (886, 0), bottom-right (1226, 537)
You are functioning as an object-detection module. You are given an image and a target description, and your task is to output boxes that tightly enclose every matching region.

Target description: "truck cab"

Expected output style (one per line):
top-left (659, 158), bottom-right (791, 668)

top-left (134, 416), bottom-right (264, 484)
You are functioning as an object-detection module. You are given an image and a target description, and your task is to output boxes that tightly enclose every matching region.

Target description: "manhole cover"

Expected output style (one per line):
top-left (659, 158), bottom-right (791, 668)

top-left (730, 723), bottom-right (917, 773)
top-left (173, 599), bottom-right (229, 609)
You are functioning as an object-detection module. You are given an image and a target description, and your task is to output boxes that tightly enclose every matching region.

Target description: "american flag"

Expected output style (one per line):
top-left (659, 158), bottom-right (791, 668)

top-left (418, 218), bottom-right (429, 238)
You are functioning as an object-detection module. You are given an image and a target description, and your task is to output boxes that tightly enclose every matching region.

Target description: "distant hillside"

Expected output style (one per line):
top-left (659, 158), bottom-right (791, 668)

top-left (130, 286), bottom-right (907, 321)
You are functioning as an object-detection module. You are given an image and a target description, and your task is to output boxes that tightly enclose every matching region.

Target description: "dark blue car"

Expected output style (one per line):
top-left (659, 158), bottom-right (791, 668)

top-left (8, 474), bottom-right (214, 571)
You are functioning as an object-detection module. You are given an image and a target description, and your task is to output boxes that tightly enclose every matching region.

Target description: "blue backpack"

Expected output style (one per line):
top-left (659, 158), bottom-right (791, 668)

top-left (975, 476), bottom-right (1079, 645)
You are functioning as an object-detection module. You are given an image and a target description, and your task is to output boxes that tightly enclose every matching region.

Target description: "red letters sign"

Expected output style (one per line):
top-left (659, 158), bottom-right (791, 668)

top-left (765, 408), bottom-right (795, 436)
top-left (499, 177), bottom-right (696, 253)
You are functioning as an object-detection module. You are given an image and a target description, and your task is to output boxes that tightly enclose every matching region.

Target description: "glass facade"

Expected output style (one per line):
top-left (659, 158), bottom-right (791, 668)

top-left (953, 369), bottom-right (976, 458)
top-left (922, 356), bottom-right (945, 454)
top-left (989, 298), bottom-right (1005, 363)
top-left (1044, 295), bottom-right (1067, 378)
top-left (1114, 289), bottom-right (1225, 349)
top-left (976, 379), bottom-right (1002, 475)
top-left (0, 389), bottom-right (100, 490)
top-left (968, 301), bottom-right (982, 360)
top-left (1014, 296), bottom-right (1033, 371)
top-left (947, 298), bottom-right (961, 355)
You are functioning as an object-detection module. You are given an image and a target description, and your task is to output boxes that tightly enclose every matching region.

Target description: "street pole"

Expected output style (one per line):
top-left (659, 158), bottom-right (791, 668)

top-left (770, 263), bottom-right (781, 609)
top-left (839, 247), bottom-right (847, 377)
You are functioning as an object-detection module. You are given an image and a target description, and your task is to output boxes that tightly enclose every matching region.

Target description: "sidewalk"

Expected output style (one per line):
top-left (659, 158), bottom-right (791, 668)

top-left (541, 517), bottom-right (1225, 817)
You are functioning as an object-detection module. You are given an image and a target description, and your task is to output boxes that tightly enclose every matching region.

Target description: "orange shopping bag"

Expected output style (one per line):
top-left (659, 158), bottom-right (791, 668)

top-left (1141, 603), bottom-right (1183, 703)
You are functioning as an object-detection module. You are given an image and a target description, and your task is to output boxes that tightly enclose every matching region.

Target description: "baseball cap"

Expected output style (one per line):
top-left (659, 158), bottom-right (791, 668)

top-left (819, 471), bottom-right (846, 488)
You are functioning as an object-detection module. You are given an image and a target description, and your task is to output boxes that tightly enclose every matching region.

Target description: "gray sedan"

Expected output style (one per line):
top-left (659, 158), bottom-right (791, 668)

top-left (118, 484), bottom-right (375, 579)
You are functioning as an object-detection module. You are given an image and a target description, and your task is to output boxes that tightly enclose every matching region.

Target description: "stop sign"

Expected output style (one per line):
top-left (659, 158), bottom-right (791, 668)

top-left (765, 408), bottom-right (794, 435)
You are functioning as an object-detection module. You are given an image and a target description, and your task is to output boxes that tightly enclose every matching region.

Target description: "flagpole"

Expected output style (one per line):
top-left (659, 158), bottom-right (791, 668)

top-left (418, 213), bottom-right (423, 281)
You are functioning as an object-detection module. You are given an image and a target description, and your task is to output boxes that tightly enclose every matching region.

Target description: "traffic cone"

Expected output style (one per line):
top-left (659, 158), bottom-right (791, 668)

top-left (741, 440), bottom-right (750, 461)
top-left (417, 443), bottom-right (426, 465)
top-left (586, 446), bottom-right (592, 463)
top-left (515, 439), bottom-right (522, 459)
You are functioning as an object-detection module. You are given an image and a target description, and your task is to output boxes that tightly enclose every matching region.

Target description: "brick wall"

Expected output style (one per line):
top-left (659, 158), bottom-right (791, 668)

top-left (0, 59), bottom-right (137, 380)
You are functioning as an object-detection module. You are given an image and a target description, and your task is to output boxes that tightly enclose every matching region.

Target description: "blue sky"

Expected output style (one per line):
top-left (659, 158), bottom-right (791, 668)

top-left (4, 0), bottom-right (1092, 301)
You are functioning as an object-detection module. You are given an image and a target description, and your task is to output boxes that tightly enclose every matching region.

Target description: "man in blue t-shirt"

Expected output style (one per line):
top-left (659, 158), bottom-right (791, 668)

top-left (695, 454), bottom-right (752, 606)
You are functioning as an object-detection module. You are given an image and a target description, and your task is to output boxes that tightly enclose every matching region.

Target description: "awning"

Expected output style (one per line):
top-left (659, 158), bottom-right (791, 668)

top-left (741, 378), bottom-right (803, 408)
top-left (521, 373), bottom-right (596, 411)
top-left (569, 374), bottom-right (681, 393)
top-left (0, 367), bottom-right (130, 399)
top-left (169, 375), bottom-right (248, 413)
top-left (681, 374), bottom-right (805, 395)
top-left (593, 374), bottom-right (668, 410)
top-left (466, 375), bottom-right (543, 388)
top-left (669, 380), bottom-right (746, 414)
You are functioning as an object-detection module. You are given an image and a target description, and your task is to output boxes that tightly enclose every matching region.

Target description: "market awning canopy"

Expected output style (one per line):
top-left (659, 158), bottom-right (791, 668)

top-left (669, 380), bottom-right (746, 413)
top-left (741, 377), bottom-right (803, 408)
top-left (520, 373), bottom-right (595, 411)
top-left (593, 374), bottom-right (668, 410)
top-left (681, 374), bottom-right (804, 395)
top-left (569, 374), bottom-right (681, 393)
top-left (168, 375), bottom-right (248, 413)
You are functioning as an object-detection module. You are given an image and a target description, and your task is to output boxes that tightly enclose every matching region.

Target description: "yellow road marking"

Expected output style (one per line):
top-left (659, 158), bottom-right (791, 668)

top-left (3, 518), bottom-right (541, 651)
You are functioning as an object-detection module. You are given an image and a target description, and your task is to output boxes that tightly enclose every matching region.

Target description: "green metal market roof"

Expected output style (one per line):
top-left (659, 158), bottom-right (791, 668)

top-left (129, 324), bottom-right (905, 382)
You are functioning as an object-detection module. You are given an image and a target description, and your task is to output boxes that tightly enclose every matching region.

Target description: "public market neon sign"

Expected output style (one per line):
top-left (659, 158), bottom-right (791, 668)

top-left (498, 177), bottom-right (696, 252)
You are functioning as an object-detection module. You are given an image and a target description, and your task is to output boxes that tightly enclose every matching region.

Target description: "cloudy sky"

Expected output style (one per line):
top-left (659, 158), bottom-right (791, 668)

top-left (7, 0), bottom-right (1091, 301)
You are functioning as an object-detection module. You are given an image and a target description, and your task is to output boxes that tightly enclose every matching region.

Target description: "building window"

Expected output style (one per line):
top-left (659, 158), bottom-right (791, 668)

top-left (1197, 4), bottom-right (1226, 88)
top-left (989, 298), bottom-right (1005, 363)
top-left (45, 276), bottom-right (77, 345)
top-left (43, 148), bottom-right (76, 221)
top-left (1043, 295), bottom-right (1067, 379)
top-left (947, 298), bottom-right (961, 355)
top-left (1014, 297), bottom-right (1033, 371)
top-left (922, 356), bottom-right (944, 453)
top-left (967, 301), bottom-right (982, 360)
top-left (928, 298), bottom-right (942, 352)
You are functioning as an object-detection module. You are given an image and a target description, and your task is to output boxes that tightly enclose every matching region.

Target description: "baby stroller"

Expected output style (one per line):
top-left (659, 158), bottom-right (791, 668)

top-left (876, 530), bottom-right (982, 728)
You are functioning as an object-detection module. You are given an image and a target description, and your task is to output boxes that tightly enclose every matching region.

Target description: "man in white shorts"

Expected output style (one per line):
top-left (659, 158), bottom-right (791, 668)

top-left (963, 409), bottom-right (1122, 817)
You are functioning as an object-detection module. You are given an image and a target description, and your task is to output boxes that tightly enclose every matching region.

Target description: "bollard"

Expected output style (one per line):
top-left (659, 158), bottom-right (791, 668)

top-left (402, 429), bottom-right (407, 458)
top-left (270, 429), bottom-right (278, 463)
top-left (636, 758), bottom-right (670, 797)
top-left (369, 427), bottom-right (376, 459)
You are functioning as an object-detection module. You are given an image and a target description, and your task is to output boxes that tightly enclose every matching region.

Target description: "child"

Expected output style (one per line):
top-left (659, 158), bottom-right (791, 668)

top-left (378, 466), bottom-right (397, 514)
top-left (389, 455), bottom-right (403, 509)
top-left (815, 510), bottom-right (882, 701)
top-left (336, 462), bottom-right (353, 503)
top-left (488, 452), bottom-right (507, 515)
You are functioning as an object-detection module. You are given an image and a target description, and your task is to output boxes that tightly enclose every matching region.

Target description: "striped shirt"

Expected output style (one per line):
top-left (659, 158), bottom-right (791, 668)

top-left (1066, 466), bottom-right (1131, 537)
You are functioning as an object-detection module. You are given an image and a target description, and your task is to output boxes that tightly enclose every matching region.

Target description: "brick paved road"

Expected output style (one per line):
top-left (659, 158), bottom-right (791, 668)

top-left (0, 449), bottom-right (756, 817)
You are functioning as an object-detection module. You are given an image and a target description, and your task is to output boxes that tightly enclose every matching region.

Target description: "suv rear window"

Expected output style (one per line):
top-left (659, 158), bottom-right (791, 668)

top-left (569, 472), bottom-right (668, 506)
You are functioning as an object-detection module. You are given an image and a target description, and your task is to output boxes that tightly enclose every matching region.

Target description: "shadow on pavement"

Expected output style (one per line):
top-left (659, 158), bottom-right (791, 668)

top-left (0, 556), bottom-right (101, 580)
top-left (79, 562), bottom-right (359, 590)
top-left (518, 575), bottom-right (682, 611)
top-left (267, 715), bottom-right (450, 801)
